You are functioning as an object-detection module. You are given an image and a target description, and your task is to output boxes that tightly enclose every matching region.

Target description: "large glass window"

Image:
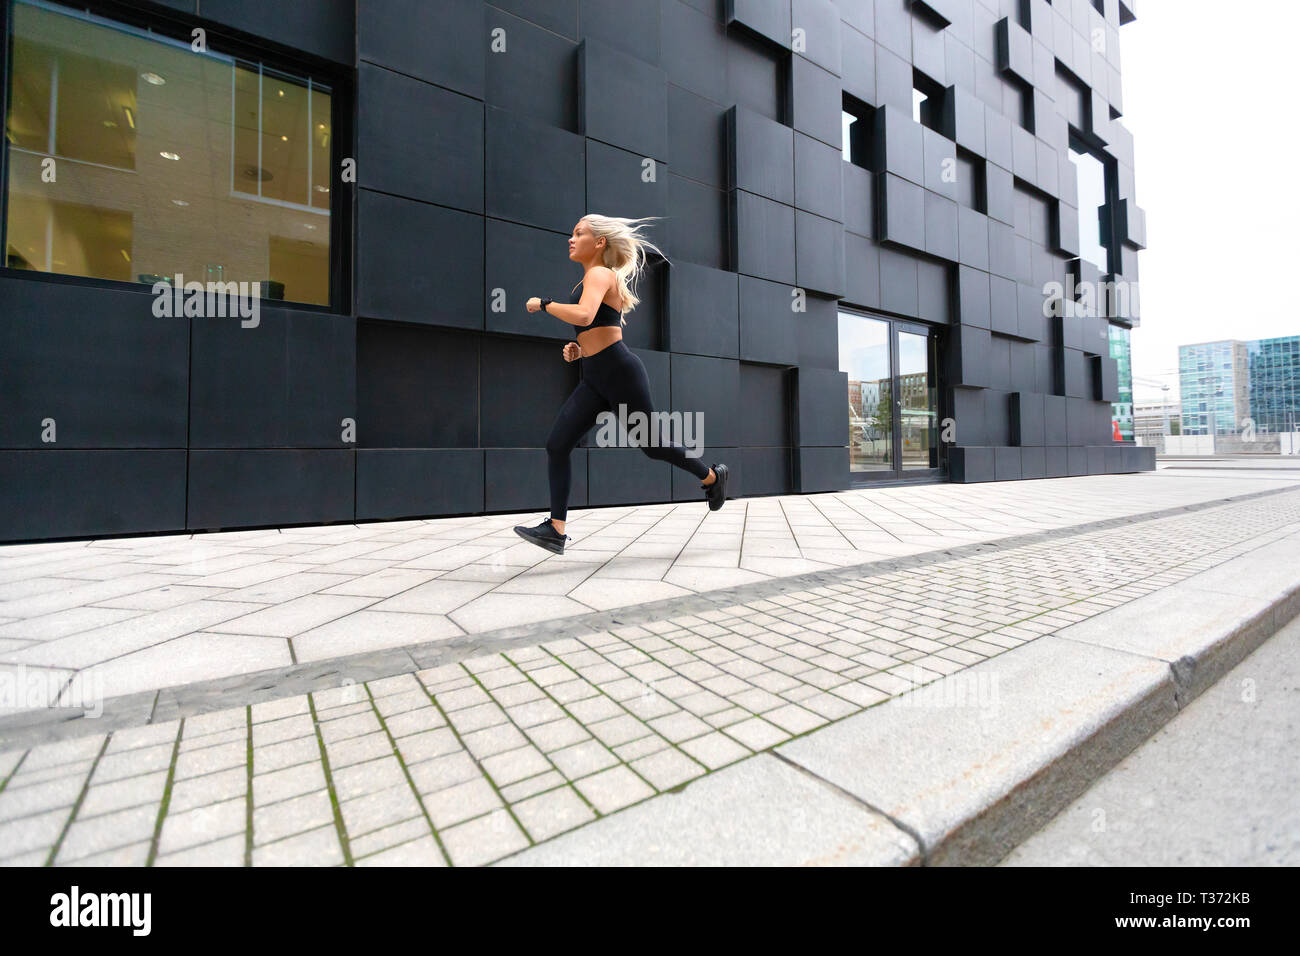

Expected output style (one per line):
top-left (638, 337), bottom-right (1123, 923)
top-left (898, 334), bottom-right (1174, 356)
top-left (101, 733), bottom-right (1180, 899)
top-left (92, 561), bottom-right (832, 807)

top-left (839, 311), bottom-right (942, 478)
top-left (1108, 323), bottom-right (1133, 441)
top-left (840, 313), bottom-right (893, 473)
top-left (898, 330), bottom-right (937, 468)
top-left (1069, 145), bottom-right (1110, 274)
top-left (4, 0), bottom-right (333, 305)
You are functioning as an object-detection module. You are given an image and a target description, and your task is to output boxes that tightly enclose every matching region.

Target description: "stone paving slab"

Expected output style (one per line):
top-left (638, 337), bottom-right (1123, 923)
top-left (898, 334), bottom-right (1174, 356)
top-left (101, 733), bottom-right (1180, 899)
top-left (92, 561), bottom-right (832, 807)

top-left (495, 753), bottom-right (918, 866)
top-left (1, 483), bottom-right (1298, 866)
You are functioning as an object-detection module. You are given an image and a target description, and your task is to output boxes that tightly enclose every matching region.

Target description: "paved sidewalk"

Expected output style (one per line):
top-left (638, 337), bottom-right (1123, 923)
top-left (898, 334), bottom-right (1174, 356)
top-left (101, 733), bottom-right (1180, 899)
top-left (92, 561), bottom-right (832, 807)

top-left (2, 466), bottom-right (1298, 712)
top-left (1, 472), bottom-right (1298, 866)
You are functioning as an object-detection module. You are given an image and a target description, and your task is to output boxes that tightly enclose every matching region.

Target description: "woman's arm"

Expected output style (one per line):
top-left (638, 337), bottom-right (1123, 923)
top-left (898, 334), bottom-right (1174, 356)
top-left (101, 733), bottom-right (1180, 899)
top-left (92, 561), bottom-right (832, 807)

top-left (527, 268), bottom-right (615, 328)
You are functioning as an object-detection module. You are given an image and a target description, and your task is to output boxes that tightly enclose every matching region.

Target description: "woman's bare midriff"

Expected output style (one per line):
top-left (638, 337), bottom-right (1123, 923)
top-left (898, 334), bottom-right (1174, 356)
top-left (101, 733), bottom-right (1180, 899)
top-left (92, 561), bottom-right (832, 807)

top-left (577, 326), bottom-right (622, 356)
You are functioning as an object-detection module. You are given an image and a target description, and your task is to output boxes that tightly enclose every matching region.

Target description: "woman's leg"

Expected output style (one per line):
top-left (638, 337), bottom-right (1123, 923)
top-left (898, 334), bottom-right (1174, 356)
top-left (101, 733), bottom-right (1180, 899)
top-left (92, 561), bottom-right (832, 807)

top-left (546, 379), bottom-right (608, 528)
top-left (607, 348), bottom-right (714, 482)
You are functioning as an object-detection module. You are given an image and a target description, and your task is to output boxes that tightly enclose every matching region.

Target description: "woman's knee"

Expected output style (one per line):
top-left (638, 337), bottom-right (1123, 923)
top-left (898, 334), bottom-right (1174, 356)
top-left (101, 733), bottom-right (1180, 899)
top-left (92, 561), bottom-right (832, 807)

top-left (547, 426), bottom-right (580, 458)
top-left (639, 441), bottom-right (674, 463)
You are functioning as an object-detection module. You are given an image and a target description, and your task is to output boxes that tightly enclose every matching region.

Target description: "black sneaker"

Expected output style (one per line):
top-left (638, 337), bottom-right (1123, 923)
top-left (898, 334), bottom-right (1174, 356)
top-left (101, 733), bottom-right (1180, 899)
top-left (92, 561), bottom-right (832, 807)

top-left (513, 517), bottom-right (570, 554)
top-left (701, 463), bottom-right (729, 511)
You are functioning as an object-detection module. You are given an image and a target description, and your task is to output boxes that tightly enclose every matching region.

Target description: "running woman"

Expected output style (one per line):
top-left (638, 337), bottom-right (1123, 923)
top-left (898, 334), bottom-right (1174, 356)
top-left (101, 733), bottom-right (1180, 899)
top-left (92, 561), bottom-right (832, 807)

top-left (514, 214), bottom-right (729, 554)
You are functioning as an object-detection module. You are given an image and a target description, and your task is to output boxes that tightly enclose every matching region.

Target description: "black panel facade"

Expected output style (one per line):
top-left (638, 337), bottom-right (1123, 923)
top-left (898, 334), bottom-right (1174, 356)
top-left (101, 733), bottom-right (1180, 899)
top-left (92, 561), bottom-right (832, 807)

top-left (0, 0), bottom-right (1150, 542)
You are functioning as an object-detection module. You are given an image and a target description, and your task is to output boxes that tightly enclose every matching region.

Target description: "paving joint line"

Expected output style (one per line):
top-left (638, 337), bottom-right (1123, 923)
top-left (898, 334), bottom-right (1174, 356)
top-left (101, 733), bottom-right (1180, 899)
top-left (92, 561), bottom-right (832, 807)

top-left (768, 749), bottom-right (929, 865)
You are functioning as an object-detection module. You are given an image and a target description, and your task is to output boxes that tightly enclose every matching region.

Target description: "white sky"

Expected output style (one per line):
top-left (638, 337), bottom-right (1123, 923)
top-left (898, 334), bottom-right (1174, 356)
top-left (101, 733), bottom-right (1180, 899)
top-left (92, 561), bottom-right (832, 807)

top-left (1121, 1), bottom-right (1300, 402)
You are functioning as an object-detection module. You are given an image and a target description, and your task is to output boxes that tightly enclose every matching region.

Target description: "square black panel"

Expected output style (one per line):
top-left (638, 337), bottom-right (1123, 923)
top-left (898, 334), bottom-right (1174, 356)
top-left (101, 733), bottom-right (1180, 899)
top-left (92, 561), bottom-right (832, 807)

top-left (357, 190), bottom-right (484, 330)
top-left (957, 265), bottom-right (991, 328)
top-left (793, 366), bottom-right (849, 446)
top-left (586, 139), bottom-right (670, 231)
top-left (843, 232), bottom-right (882, 310)
top-left (357, 322), bottom-right (479, 448)
top-left (667, 261), bottom-right (740, 359)
top-left (794, 132), bottom-right (844, 220)
top-left (795, 210), bottom-right (847, 296)
top-left (580, 38), bottom-right (669, 161)
top-left (485, 8), bottom-right (579, 130)
top-left (671, 354), bottom-right (741, 448)
top-left (485, 107), bottom-right (586, 234)
top-left (791, 56), bottom-right (843, 148)
top-left (730, 107), bottom-right (795, 203)
top-left (879, 173), bottom-right (926, 252)
top-left (880, 246), bottom-right (921, 316)
top-left (732, 190), bottom-right (797, 283)
top-left (669, 175), bottom-right (729, 271)
top-left (669, 86), bottom-right (728, 189)
top-left (358, 0), bottom-right (485, 98)
top-left (739, 275), bottom-right (799, 365)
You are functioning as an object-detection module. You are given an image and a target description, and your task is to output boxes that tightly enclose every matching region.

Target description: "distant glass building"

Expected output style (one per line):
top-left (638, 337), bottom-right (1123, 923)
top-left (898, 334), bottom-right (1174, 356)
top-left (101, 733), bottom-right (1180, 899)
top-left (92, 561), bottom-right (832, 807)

top-left (1247, 337), bottom-right (1300, 433)
top-left (1179, 337), bottom-right (1300, 435)
top-left (1109, 326), bottom-right (1134, 441)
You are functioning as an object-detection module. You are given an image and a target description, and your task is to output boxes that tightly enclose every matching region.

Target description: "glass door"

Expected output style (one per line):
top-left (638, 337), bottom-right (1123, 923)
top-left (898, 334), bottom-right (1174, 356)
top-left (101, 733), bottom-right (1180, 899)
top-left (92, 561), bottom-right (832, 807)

top-left (838, 311), bottom-right (945, 482)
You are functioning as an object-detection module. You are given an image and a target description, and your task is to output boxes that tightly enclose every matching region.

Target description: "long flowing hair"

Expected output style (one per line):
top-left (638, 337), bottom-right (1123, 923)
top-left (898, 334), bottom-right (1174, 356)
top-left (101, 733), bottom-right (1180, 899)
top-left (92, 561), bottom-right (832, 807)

top-left (568, 214), bottom-right (668, 327)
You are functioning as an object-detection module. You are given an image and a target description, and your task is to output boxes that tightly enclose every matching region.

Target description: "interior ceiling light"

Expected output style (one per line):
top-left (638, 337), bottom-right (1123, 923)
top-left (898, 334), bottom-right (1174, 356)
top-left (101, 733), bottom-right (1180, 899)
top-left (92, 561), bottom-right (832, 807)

top-left (313, 185), bottom-right (329, 193)
top-left (171, 199), bottom-right (189, 206)
top-left (159, 150), bottom-right (180, 160)
top-left (141, 72), bottom-right (165, 85)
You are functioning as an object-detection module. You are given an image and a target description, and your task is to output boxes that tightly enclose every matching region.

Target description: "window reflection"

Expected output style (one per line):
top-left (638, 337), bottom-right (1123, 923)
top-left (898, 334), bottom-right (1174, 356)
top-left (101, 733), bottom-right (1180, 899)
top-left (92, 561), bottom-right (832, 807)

top-left (898, 330), bottom-right (937, 469)
top-left (839, 313), bottom-right (893, 472)
top-left (4, 0), bottom-right (332, 305)
top-left (1069, 146), bottom-right (1109, 274)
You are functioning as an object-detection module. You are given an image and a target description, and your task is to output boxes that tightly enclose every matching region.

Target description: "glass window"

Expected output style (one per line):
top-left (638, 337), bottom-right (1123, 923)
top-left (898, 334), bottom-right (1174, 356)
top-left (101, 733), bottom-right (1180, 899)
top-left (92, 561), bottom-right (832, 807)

top-left (955, 148), bottom-right (985, 212)
top-left (898, 330), bottom-right (937, 469)
top-left (1069, 146), bottom-right (1110, 274)
top-left (4, 0), bottom-right (333, 305)
top-left (839, 313), bottom-right (893, 472)
top-left (912, 71), bottom-right (945, 133)
top-left (1108, 323), bottom-right (1133, 441)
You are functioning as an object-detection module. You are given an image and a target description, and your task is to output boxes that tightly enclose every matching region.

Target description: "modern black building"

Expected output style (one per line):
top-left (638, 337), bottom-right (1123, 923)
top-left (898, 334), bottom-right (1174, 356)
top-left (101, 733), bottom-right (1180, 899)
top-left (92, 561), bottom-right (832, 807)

top-left (0, 0), bottom-right (1152, 544)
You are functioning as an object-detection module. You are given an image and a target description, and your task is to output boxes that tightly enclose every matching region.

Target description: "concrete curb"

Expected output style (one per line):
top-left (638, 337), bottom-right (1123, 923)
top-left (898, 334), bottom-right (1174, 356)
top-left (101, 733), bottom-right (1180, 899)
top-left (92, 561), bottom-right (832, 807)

top-left (496, 528), bottom-right (1300, 866)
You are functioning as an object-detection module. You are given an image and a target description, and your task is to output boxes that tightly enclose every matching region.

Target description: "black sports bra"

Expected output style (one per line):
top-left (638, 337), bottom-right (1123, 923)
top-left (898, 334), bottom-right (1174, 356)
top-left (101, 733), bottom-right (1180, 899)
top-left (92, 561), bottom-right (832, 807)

top-left (571, 281), bottom-right (623, 330)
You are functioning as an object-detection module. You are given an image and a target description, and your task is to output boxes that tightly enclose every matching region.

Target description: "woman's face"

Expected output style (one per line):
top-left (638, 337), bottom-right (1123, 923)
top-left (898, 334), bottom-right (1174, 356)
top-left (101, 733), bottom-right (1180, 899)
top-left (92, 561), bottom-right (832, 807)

top-left (569, 220), bottom-right (604, 262)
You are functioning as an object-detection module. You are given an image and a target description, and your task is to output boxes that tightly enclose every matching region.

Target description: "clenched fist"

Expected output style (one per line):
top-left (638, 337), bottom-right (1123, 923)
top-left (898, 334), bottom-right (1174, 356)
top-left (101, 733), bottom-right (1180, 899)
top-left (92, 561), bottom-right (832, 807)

top-left (563, 342), bottom-right (582, 362)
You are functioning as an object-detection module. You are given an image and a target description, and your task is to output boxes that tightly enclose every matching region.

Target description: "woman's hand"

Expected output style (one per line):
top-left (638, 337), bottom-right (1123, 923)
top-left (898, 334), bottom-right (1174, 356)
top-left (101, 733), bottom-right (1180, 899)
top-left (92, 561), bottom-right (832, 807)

top-left (562, 342), bottom-right (582, 363)
top-left (526, 297), bottom-right (542, 312)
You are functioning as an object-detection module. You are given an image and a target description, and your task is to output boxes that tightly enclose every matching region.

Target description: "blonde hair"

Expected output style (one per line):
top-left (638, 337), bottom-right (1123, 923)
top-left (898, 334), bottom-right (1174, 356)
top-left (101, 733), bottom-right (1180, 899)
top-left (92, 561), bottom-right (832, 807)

top-left (568, 214), bottom-right (669, 327)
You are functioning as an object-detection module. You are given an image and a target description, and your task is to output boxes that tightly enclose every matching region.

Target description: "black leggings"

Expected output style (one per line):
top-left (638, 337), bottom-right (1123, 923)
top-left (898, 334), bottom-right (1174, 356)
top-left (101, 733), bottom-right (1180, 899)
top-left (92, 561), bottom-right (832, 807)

top-left (546, 340), bottom-right (711, 521)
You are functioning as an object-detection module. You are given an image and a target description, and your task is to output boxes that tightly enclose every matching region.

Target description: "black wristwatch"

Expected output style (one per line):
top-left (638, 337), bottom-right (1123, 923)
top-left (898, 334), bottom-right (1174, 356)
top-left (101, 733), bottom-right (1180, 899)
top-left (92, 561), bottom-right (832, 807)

top-left (539, 297), bottom-right (553, 314)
